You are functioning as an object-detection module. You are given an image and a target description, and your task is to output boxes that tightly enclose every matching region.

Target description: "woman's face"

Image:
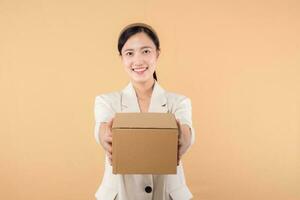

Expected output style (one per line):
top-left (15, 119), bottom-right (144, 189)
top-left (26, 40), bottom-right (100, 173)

top-left (121, 32), bottom-right (159, 84)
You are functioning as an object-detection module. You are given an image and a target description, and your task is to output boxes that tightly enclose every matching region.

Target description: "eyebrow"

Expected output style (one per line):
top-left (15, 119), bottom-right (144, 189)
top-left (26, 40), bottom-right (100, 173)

top-left (123, 46), bottom-right (153, 53)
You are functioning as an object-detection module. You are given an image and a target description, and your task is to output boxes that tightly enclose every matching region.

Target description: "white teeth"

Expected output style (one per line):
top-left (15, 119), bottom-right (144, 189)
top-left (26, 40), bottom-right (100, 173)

top-left (133, 67), bottom-right (147, 72)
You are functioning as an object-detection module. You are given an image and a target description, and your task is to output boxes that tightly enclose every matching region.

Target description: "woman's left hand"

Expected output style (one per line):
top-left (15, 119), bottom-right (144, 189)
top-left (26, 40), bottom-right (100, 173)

top-left (176, 119), bottom-right (192, 165)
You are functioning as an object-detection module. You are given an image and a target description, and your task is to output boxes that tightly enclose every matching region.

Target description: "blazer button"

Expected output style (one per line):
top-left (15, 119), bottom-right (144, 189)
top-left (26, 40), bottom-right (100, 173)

top-left (145, 186), bottom-right (152, 193)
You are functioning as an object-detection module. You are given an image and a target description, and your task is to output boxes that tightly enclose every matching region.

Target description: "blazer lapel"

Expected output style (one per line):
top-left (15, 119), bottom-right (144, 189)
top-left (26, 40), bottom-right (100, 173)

top-left (148, 81), bottom-right (168, 113)
top-left (121, 81), bottom-right (168, 113)
top-left (121, 82), bottom-right (141, 112)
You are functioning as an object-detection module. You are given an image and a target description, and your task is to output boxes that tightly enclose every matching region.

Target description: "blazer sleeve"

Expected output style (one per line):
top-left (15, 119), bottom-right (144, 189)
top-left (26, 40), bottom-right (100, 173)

top-left (94, 95), bottom-right (115, 144)
top-left (174, 97), bottom-right (195, 146)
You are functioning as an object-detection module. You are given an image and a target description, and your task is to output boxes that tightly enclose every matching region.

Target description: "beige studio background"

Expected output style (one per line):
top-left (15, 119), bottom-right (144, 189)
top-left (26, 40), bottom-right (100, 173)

top-left (1, 0), bottom-right (300, 199)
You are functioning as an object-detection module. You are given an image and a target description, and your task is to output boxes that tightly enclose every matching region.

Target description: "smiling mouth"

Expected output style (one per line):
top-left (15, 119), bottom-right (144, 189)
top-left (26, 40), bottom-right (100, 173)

top-left (132, 67), bottom-right (148, 73)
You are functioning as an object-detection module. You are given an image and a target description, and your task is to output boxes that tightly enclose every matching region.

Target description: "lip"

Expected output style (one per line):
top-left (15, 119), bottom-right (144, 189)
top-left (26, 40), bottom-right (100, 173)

top-left (132, 67), bottom-right (148, 74)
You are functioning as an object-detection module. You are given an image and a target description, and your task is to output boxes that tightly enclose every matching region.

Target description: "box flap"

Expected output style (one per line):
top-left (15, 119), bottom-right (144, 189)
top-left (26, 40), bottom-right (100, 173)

top-left (112, 113), bottom-right (178, 129)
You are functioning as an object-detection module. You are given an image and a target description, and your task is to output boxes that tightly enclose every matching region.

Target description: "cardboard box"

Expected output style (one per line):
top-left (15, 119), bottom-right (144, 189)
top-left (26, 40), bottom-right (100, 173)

top-left (112, 112), bottom-right (178, 174)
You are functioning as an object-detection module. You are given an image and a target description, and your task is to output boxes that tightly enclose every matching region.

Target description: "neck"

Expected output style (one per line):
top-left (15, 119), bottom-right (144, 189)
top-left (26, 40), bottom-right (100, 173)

top-left (132, 78), bottom-right (155, 99)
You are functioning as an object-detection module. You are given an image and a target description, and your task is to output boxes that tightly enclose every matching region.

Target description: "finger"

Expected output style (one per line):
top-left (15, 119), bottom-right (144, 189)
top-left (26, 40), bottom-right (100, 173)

top-left (104, 142), bottom-right (112, 154)
top-left (104, 135), bottom-right (112, 143)
top-left (107, 153), bottom-right (112, 165)
top-left (179, 145), bottom-right (187, 159)
top-left (176, 119), bottom-right (180, 127)
top-left (178, 152), bottom-right (182, 160)
top-left (178, 148), bottom-right (182, 159)
top-left (106, 129), bottom-right (113, 137)
top-left (178, 137), bottom-right (183, 146)
top-left (178, 143), bottom-right (184, 158)
top-left (107, 117), bottom-right (114, 129)
top-left (178, 142), bottom-right (181, 150)
top-left (177, 139), bottom-right (180, 147)
top-left (106, 151), bottom-right (112, 159)
top-left (176, 119), bottom-right (182, 137)
top-left (177, 144), bottom-right (180, 165)
top-left (177, 150), bottom-right (180, 165)
top-left (106, 151), bottom-right (112, 166)
top-left (177, 132), bottom-right (183, 144)
top-left (105, 125), bottom-right (113, 137)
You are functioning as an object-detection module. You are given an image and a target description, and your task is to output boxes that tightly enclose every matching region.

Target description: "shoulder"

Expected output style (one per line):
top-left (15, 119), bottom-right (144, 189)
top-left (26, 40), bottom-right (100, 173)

top-left (165, 91), bottom-right (191, 104)
top-left (164, 91), bottom-right (192, 113)
top-left (95, 91), bottom-right (121, 103)
top-left (94, 91), bottom-right (121, 111)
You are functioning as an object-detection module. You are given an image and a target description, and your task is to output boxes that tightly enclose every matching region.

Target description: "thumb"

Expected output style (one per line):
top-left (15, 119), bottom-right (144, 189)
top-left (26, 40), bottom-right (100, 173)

top-left (176, 118), bottom-right (181, 127)
top-left (107, 117), bottom-right (114, 129)
top-left (176, 119), bottom-right (182, 136)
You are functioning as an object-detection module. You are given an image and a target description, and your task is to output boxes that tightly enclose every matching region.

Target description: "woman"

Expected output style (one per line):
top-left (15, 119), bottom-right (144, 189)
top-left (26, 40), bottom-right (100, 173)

top-left (94, 23), bottom-right (195, 200)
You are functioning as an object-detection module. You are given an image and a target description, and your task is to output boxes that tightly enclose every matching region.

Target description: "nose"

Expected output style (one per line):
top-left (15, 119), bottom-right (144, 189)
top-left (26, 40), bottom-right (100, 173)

top-left (132, 54), bottom-right (144, 67)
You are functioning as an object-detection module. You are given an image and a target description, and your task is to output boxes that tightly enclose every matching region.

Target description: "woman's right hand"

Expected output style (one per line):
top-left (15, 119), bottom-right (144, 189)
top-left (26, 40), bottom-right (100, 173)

top-left (99, 118), bottom-right (114, 165)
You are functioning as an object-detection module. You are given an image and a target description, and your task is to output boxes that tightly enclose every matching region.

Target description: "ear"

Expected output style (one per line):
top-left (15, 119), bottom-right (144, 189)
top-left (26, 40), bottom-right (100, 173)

top-left (156, 50), bottom-right (160, 58)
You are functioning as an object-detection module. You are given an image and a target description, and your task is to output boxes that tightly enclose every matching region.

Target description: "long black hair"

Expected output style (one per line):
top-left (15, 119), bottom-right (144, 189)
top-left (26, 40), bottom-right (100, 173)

top-left (117, 23), bottom-right (160, 81)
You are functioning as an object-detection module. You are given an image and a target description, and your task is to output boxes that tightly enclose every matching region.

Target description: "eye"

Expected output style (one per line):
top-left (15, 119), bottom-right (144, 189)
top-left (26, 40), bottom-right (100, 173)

top-left (143, 49), bottom-right (151, 54)
top-left (125, 52), bottom-right (133, 56)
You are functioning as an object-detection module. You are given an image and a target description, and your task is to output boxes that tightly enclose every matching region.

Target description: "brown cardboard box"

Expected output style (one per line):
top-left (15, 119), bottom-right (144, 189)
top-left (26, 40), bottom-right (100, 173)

top-left (112, 112), bottom-right (178, 174)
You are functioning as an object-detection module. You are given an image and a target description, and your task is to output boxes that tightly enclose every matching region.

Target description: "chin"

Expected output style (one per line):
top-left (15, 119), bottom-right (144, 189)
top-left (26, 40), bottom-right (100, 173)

top-left (131, 76), bottom-right (152, 83)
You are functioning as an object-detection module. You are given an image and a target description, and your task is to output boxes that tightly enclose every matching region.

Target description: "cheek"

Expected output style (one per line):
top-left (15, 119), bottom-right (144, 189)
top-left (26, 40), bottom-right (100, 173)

top-left (147, 56), bottom-right (157, 66)
top-left (122, 59), bottom-right (131, 68)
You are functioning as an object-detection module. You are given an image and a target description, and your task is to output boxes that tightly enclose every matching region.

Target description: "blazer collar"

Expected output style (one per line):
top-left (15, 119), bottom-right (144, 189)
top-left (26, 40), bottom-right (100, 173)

top-left (121, 81), bottom-right (168, 113)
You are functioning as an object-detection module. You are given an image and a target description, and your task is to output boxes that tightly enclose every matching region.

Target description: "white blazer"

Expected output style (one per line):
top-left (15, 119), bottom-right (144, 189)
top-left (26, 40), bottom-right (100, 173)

top-left (94, 81), bottom-right (195, 200)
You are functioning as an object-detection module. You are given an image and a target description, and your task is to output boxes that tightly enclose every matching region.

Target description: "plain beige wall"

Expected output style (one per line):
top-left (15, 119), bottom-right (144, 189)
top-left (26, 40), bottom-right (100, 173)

top-left (1, 0), bottom-right (300, 199)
